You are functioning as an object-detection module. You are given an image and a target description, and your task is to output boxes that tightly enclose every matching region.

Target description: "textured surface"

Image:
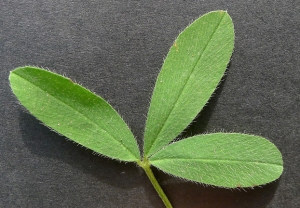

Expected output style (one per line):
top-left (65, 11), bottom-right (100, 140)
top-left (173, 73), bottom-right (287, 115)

top-left (10, 67), bottom-right (140, 161)
top-left (144, 11), bottom-right (234, 157)
top-left (150, 133), bottom-right (283, 188)
top-left (1, 1), bottom-right (299, 208)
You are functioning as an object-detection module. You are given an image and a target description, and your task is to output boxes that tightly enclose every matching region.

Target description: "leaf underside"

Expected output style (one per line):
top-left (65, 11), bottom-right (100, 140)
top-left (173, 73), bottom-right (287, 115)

top-left (9, 67), bottom-right (140, 162)
top-left (150, 133), bottom-right (283, 188)
top-left (143, 11), bottom-right (235, 157)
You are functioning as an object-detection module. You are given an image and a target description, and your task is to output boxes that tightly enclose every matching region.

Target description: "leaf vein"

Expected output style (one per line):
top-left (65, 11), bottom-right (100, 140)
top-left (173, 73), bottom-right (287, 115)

top-left (152, 158), bottom-right (282, 167)
top-left (147, 13), bottom-right (226, 156)
top-left (14, 72), bottom-right (137, 159)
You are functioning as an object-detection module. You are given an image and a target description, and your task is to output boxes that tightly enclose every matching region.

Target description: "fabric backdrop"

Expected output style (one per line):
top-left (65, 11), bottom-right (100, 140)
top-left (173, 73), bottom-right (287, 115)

top-left (1, 1), bottom-right (299, 207)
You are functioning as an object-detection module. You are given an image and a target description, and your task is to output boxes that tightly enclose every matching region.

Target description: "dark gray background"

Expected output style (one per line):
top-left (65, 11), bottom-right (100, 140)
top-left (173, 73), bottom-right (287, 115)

top-left (1, 1), bottom-right (299, 207)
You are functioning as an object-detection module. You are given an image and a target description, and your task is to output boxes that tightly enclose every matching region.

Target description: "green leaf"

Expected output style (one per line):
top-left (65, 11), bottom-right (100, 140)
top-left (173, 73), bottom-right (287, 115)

top-left (150, 133), bottom-right (283, 188)
top-left (143, 11), bottom-right (235, 157)
top-left (9, 66), bottom-right (140, 162)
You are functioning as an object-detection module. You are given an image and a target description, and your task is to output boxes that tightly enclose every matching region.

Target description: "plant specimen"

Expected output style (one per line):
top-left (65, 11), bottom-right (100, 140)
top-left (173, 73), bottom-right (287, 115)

top-left (9, 11), bottom-right (283, 207)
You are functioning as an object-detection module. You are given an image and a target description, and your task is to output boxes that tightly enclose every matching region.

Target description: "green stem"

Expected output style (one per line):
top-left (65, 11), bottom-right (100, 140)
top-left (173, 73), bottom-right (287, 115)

top-left (137, 158), bottom-right (173, 208)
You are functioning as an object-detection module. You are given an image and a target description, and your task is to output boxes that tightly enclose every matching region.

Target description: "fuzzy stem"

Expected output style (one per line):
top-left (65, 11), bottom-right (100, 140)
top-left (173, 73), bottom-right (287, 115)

top-left (137, 158), bottom-right (173, 208)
